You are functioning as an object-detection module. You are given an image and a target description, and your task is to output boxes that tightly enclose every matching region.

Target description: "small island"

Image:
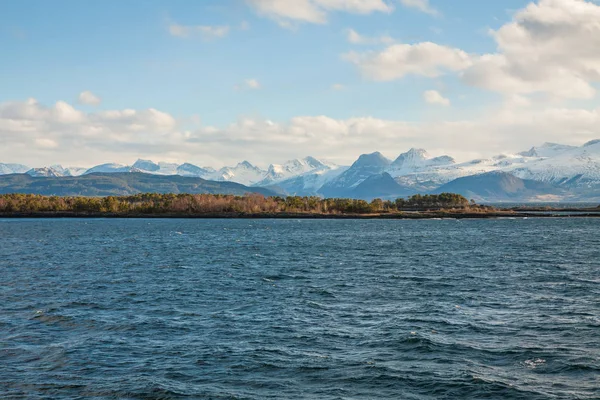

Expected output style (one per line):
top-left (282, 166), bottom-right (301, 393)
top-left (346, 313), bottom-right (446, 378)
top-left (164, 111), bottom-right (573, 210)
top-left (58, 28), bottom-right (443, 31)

top-left (1, 192), bottom-right (598, 219)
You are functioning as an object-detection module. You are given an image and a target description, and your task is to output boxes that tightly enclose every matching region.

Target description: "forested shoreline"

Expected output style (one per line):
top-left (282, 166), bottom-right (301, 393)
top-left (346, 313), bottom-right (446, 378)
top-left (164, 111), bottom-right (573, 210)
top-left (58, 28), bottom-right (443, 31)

top-left (0, 193), bottom-right (500, 216)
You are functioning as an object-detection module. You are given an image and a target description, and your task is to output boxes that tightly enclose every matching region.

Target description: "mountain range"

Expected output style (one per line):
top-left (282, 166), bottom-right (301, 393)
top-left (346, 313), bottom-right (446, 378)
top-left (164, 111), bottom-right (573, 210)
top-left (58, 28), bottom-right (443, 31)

top-left (2, 140), bottom-right (600, 202)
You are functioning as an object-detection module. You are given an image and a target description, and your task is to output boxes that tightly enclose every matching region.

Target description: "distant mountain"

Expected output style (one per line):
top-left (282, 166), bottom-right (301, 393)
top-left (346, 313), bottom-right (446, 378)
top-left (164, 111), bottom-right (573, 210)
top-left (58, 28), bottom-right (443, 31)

top-left (387, 148), bottom-right (455, 177)
top-left (0, 172), bottom-right (276, 197)
top-left (434, 171), bottom-right (565, 202)
top-left (256, 157), bottom-right (333, 186)
top-left (518, 142), bottom-right (576, 158)
top-left (132, 159), bottom-right (161, 172)
top-left (176, 163), bottom-right (213, 178)
top-left (6, 140), bottom-right (600, 201)
top-left (351, 172), bottom-right (415, 200)
top-left (511, 140), bottom-right (600, 187)
top-left (51, 165), bottom-right (87, 177)
top-left (84, 163), bottom-right (137, 174)
top-left (131, 159), bottom-right (181, 175)
top-left (212, 161), bottom-right (266, 186)
top-left (0, 163), bottom-right (30, 175)
top-left (319, 152), bottom-right (391, 198)
top-left (264, 166), bottom-right (348, 196)
top-left (26, 167), bottom-right (63, 177)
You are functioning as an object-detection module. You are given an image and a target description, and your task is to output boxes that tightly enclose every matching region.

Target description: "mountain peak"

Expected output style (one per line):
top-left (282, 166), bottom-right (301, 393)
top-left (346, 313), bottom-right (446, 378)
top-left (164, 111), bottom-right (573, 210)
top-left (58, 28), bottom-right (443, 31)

top-left (392, 148), bottom-right (429, 166)
top-left (237, 160), bottom-right (257, 169)
top-left (519, 142), bottom-right (576, 158)
top-left (353, 152), bottom-right (391, 168)
top-left (133, 159), bottom-right (160, 172)
top-left (302, 156), bottom-right (326, 169)
top-left (583, 139), bottom-right (600, 147)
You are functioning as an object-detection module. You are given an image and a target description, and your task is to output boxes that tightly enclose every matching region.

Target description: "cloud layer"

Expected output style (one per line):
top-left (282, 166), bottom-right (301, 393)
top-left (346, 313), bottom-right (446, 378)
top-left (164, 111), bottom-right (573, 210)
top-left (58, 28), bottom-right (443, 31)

top-left (78, 91), bottom-right (101, 106)
top-left (168, 24), bottom-right (230, 39)
top-left (245, 0), bottom-right (393, 26)
top-left (1, 97), bottom-right (599, 168)
top-left (423, 90), bottom-right (450, 106)
top-left (347, 0), bottom-right (600, 100)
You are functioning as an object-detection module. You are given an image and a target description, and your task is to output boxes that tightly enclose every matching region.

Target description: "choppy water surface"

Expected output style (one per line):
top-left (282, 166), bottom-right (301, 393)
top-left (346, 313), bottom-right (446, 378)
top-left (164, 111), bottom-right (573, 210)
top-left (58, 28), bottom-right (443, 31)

top-left (1, 218), bottom-right (599, 399)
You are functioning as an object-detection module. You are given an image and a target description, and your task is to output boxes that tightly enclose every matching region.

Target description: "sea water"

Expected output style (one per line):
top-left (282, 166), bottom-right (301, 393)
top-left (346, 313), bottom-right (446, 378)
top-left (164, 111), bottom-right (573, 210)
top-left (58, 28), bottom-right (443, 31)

top-left (1, 218), bottom-right (599, 399)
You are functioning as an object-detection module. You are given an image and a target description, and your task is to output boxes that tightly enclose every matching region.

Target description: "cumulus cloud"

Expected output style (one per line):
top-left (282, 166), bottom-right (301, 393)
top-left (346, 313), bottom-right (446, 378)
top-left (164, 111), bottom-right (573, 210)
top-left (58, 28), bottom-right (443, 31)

top-left (463, 0), bottom-right (600, 99)
top-left (423, 90), bottom-right (450, 106)
top-left (35, 138), bottom-right (59, 149)
top-left (399, 0), bottom-right (439, 16)
top-left (344, 42), bottom-right (472, 80)
top-left (331, 83), bottom-right (346, 90)
top-left (347, 0), bottom-right (600, 100)
top-left (2, 98), bottom-right (600, 168)
top-left (235, 79), bottom-right (261, 90)
top-left (78, 91), bottom-right (101, 106)
top-left (246, 0), bottom-right (393, 26)
top-left (346, 28), bottom-right (394, 45)
top-left (168, 24), bottom-right (230, 39)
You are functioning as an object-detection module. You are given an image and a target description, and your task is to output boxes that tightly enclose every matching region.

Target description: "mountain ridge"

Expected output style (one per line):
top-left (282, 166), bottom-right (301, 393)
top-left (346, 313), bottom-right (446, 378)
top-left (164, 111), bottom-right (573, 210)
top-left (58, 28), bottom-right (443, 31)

top-left (3, 140), bottom-right (600, 201)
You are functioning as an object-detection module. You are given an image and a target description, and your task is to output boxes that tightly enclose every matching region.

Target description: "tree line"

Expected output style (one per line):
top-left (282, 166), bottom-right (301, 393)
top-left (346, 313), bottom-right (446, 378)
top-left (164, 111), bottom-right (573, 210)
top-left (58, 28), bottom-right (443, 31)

top-left (0, 192), bottom-right (476, 215)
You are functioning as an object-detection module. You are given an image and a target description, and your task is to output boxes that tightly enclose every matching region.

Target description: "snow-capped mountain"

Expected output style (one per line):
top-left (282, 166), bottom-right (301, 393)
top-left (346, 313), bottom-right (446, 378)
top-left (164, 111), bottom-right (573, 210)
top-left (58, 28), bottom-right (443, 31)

top-left (26, 167), bottom-right (63, 177)
top-left (255, 157), bottom-right (334, 187)
top-left (211, 161), bottom-right (266, 186)
top-left (264, 166), bottom-right (349, 196)
top-left (132, 159), bottom-right (161, 172)
top-left (518, 142), bottom-right (577, 158)
top-left (386, 148), bottom-right (455, 177)
top-left (131, 159), bottom-right (184, 175)
top-left (176, 163), bottom-right (214, 178)
top-left (84, 163), bottom-right (137, 174)
top-left (49, 165), bottom-right (87, 177)
top-left (319, 152), bottom-right (391, 197)
top-left (511, 140), bottom-right (600, 186)
top-left (0, 163), bottom-right (29, 175)
top-left (5, 140), bottom-right (600, 201)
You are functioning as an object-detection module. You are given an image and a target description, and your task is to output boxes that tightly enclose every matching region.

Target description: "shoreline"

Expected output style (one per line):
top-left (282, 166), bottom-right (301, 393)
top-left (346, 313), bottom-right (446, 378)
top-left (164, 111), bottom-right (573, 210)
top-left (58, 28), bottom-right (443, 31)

top-left (2, 211), bottom-right (600, 219)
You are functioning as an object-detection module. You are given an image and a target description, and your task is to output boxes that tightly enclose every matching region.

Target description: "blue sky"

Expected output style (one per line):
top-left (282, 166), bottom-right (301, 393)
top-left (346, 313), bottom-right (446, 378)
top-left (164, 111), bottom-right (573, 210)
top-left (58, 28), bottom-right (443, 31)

top-left (1, 0), bottom-right (600, 167)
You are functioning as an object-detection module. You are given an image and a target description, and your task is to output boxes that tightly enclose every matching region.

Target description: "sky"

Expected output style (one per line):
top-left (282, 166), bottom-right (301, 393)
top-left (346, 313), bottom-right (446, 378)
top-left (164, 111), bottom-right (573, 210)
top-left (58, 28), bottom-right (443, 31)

top-left (1, 0), bottom-right (600, 168)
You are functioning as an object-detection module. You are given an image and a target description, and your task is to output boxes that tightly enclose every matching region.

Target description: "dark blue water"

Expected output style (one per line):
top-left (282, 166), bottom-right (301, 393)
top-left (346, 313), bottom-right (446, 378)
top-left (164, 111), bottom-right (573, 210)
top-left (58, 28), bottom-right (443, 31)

top-left (1, 219), bottom-right (599, 399)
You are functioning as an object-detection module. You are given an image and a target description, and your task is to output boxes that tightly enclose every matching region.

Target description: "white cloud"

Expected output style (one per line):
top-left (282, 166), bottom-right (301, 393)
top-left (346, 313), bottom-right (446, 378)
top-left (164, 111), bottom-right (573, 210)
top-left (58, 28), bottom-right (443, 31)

top-left (35, 138), bottom-right (59, 149)
top-left (246, 0), bottom-right (393, 27)
top-left (331, 83), bottom-right (346, 90)
top-left (347, 0), bottom-right (600, 100)
top-left (399, 0), bottom-right (439, 16)
top-left (344, 42), bottom-right (472, 80)
top-left (2, 98), bottom-right (600, 168)
top-left (235, 79), bottom-right (261, 90)
top-left (78, 90), bottom-right (101, 106)
top-left (423, 90), bottom-right (450, 106)
top-left (168, 24), bottom-right (230, 39)
top-left (346, 28), bottom-right (394, 45)
top-left (246, 79), bottom-right (261, 89)
top-left (463, 0), bottom-right (600, 99)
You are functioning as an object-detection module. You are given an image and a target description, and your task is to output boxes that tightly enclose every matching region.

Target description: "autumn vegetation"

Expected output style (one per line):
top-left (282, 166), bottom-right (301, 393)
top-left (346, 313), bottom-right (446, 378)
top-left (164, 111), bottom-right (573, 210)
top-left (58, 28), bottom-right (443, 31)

top-left (0, 193), bottom-right (494, 216)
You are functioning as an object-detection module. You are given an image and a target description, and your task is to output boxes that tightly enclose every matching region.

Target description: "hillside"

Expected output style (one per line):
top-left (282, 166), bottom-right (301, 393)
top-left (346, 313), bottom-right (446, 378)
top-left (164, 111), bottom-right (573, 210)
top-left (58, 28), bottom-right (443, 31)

top-left (434, 172), bottom-right (565, 202)
top-left (0, 173), bottom-right (276, 197)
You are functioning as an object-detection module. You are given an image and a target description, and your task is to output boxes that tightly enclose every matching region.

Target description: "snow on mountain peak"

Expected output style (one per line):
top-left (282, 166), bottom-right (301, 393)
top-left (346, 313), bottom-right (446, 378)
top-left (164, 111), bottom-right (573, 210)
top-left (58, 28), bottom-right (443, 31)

top-left (211, 161), bottom-right (266, 186)
top-left (518, 142), bottom-right (576, 158)
top-left (133, 159), bottom-right (160, 172)
top-left (391, 148), bottom-right (429, 167)
top-left (26, 167), bottom-right (63, 177)
top-left (387, 148), bottom-right (454, 178)
top-left (583, 139), bottom-right (600, 147)
top-left (0, 163), bottom-right (30, 175)
top-left (256, 156), bottom-right (333, 186)
top-left (353, 152), bottom-right (391, 168)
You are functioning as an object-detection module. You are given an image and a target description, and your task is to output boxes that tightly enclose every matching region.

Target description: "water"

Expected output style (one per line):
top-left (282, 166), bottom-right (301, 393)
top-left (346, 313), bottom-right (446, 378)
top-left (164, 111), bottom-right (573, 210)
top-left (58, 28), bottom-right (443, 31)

top-left (1, 218), bottom-right (599, 399)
